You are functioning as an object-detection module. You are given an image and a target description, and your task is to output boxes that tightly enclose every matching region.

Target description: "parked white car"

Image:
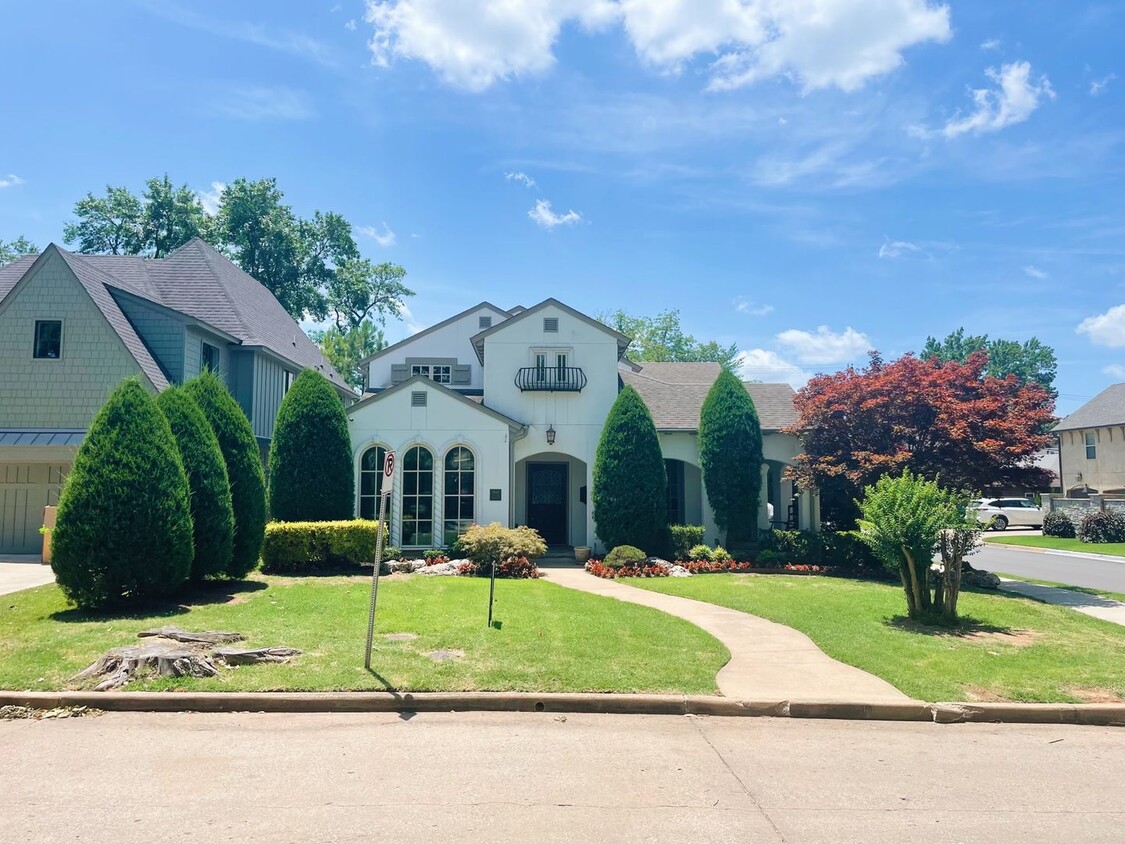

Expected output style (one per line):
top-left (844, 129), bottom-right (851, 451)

top-left (969, 498), bottom-right (1045, 530)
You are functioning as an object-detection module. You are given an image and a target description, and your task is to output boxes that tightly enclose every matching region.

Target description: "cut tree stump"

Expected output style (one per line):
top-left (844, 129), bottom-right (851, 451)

top-left (136, 626), bottom-right (244, 645)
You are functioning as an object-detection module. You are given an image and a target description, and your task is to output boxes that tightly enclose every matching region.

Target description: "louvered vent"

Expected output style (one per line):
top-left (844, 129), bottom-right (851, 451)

top-left (479, 316), bottom-right (492, 329)
top-left (544, 317), bottom-right (559, 332)
top-left (411, 391), bottom-right (427, 407)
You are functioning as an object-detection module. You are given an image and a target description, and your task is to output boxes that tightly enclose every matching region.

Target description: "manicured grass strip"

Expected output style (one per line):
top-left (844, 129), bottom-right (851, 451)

top-left (0, 576), bottom-right (728, 695)
top-left (629, 575), bottom-right (1125, 703)
top-left (992, 574), bottom-right (1125, 605)
top-left (984, 535), bottom-right (1125, 557)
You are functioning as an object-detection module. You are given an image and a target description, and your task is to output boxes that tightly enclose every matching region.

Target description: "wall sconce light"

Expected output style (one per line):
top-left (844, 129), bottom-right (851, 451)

top-left (546, 424), bottom-right (556, 446)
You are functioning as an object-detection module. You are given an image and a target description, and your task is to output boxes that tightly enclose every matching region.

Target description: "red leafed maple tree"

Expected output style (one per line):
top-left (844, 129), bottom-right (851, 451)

top-left (785, 351), bottom-right (1056, 528)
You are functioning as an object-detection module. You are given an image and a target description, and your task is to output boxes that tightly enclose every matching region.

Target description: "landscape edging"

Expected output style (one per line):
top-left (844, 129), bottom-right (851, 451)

top-left (2, 691), bottom-right (1123, 726)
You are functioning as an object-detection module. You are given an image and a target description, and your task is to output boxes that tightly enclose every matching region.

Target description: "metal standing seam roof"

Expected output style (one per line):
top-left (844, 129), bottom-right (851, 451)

top-left (0, 429), bottom-right (86, 447)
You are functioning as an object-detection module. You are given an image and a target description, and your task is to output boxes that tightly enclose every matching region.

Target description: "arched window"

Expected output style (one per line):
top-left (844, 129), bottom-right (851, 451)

top-left (402, 446), bottom-right (434, 547)
top-left (443, 447), bottom-right (475, 545)
top-left (359, 446), bottom-right (390, 521)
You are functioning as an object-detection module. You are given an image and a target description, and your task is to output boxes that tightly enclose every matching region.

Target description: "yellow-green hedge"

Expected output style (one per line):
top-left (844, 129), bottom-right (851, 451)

top-left (261, 520), bottom-right (386, 573)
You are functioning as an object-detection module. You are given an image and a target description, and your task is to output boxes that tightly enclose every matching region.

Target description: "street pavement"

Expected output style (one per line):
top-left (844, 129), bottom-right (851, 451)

top-left (976, 543), bottom-right (1125, 594)
top-left (1, 711), bottom-right (1123, 843)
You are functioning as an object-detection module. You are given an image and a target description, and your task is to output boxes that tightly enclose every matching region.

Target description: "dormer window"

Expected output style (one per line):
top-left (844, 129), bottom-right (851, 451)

top-left (412, 363), bottom-right (451, 384)
top-left (33, 320), bottom-right (62, 359)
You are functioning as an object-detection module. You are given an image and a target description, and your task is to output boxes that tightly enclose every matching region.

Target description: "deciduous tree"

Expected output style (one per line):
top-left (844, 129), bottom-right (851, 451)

top-left (309, 321), bottom-right (386, 391)
top-left (601, 309), bottom-right (739, 370)
top-left (0, 236), bottom-right (37, 265)
top-left (63, 186), bottom-right (144, 255)
top-left (922, 328), bottom-right (1058, 395)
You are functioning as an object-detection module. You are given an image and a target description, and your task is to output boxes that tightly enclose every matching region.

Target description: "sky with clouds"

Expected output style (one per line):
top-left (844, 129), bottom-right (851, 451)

top-left (0, 1), bottom-right (1121, 414)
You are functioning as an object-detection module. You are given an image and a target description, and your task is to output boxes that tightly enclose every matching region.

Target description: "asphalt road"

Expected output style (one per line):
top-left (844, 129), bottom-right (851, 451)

top-left (976, 543), bottom-right (1125, 594)
top-left (2, 711), bottom-right (1123, 843)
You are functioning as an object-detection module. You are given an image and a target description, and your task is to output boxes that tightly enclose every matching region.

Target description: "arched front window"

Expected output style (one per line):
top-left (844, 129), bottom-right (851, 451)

top-left (402, 446), bottom-right (434, 547)
top-left (443, 447), bottom-right (475, 545)
top-left (359, 446), bottom-right (390, 521)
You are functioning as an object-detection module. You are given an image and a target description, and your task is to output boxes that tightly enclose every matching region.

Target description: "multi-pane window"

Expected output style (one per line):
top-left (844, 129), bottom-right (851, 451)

top-left (556, 353), bottom-right (567, 378)
top-left (443, 447), bottom-right (475, 546)
top-left (359, 446), bottom-right (391, 521)
top-left (284, 370), bottom-right (294, 393)
top-left (402, 446), bottom-right (434, 547)
top-left (201, 342), bottom-right (220, 372)
top-left (33, 320), bottom-right (62, 359)
top-left (1086, 432), bottom-right (1097, 460)
top-left (411, 364), bottom-right (451, 383)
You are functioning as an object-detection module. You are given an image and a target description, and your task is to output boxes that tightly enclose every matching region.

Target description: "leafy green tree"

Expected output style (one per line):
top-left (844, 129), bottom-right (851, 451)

top-left (601, 309), bottom-right (739, 370)
top-left (326, 259), bottom-right (412, 330)
top-left (0, 236), bottom-right (37, 266)
top-left (922, 328), bottom-right (1057, 395)
top-left (699, 369), bottom-right (763, 545)
top-left (141, 174), bottom-right (211, 257)
top-left (155, 387), bottom-right (235, 580)
top-left (310, 321), bottom-right (386, 391)
top-left (63, 186), bottom-right (144, 255)
top-left (51, 380), bottom-right (193, 608)
top-left (184, 370), bottom-right (266, 577)
top-left (593, 386), bottom-right (667, 554)
top-left (268, 369), bottom-right (355, 521)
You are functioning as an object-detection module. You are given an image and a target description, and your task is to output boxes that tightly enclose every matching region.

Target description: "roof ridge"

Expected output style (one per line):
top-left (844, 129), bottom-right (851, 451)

top-left (183, 239), bottom-right (252, 342)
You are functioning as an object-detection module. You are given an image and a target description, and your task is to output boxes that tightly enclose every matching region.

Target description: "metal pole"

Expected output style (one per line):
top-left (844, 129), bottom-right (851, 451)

top-left (487, 559), bottom-right (497, 628)
top-left (364, 491), bottom-right (389, 670)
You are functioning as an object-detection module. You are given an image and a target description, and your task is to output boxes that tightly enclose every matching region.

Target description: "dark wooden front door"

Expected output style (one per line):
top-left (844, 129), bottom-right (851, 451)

top-left (527, 463), bottom-right (568, 545)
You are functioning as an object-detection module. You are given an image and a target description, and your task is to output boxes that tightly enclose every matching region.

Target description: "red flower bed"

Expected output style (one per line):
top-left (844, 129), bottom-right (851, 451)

top-left (458, 557), bottom-right (541, 579)
top-left (585, 559), bottom-right (830, 579)
top-left (585, 561), bottom-right (669, 579)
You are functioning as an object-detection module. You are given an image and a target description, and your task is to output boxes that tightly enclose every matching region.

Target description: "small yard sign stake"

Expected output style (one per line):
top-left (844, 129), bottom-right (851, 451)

top-left (364, 450), bottom-right (395, 670)
top-left (487, 559), bottom-right (497, 628)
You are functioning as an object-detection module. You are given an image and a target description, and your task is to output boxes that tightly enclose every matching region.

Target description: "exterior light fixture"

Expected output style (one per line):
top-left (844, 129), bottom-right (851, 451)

top-left (546, 424), bottom-right (556, 446)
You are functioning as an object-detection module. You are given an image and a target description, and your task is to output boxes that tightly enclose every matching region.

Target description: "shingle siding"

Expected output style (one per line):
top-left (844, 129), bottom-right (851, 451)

top-left (113, 291), bottom-right (184, 382)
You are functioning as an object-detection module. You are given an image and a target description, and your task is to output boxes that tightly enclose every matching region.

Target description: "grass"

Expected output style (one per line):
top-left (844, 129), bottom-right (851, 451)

top-left (984, 535), bottom-right (1125, 557)
top-left (992, 575), bottom-right (1125, 605)
top-left (0, 575), bottom-right (728, 694)
top-left (628, 574), bottom-right (1125, 703)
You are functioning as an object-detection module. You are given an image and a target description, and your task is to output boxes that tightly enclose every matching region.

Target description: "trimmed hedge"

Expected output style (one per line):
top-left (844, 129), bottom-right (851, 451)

top-left (261, 520), bottom-right (386, 573)
top-left (184, 370), bottom-right (267, 578)
top-left (456, 522), bottom-right (547, 564)
top-left (699, 369), bottom-right (763, 545)
top-left (268, 369), bottom-right (355, 521)
top-left (668, 524), bottom-right (705, 561)
top-left (1077, 509), bottom-right (1125, 544)
top-left (155, 386), bottom-right (234, 581)
top-left (1042, 510), bottom-right (1076, 539)
top-left (604, 544), bottom-right (646, 568)
top-left (51, 380), bottom-right (193, 608)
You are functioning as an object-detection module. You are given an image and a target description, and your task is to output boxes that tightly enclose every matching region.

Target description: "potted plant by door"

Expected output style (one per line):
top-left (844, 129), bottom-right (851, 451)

top-left (574, 546), bottom-right (591, 563)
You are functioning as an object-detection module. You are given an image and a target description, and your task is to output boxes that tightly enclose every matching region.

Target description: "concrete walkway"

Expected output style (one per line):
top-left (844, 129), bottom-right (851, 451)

top-left (999, 578), bottom-right (1125, 628)
top-left (545, 568), bottom-right (910, 702)
top-left (0, 560), bottom-right (55, 596)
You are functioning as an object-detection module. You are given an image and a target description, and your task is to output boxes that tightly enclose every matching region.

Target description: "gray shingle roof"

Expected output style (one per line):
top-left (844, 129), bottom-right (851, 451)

top-left (1054, 384), bottom-right (1125, 432)
top-left (619, 362), bottom-right (798, 432)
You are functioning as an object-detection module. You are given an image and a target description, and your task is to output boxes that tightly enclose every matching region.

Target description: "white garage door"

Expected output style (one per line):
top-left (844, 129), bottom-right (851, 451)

top-left (0, 463), bottom-right (68, 555)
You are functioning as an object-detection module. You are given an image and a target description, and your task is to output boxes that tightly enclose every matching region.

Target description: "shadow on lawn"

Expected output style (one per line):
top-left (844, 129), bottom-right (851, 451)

top-left (885, 614), bottom-right (1014, 638)
top-left (50, 579), bottom-right (268, 623)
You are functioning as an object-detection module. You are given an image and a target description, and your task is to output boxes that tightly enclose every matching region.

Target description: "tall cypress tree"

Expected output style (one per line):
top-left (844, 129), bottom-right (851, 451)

top-left (593, 385), bottom-right (667, 553)
top-left (269, 369), bottom-right (355, 521)
top-left (699, 369), bottom-right (763, 545)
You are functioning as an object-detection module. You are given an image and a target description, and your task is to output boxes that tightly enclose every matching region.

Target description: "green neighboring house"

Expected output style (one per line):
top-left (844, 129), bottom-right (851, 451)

top-left (0, 238), bottom-right (349, 554)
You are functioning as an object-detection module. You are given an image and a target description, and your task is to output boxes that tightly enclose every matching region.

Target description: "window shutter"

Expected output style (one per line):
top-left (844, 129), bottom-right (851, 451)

top-left (452, 364), bottom-right (472, 385)
top-left (411, 391), bottom-right (427, 407)
top-left (391, 364), bottom-right (408, 384)
top-left (479, 316), bottom-right (492, 329)
top-left (543, 317), bottom-right (559, 332)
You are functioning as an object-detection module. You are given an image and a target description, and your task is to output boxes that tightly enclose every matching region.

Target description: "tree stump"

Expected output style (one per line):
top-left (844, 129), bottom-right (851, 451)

top-left (137, 626), bottom-right (244, 645)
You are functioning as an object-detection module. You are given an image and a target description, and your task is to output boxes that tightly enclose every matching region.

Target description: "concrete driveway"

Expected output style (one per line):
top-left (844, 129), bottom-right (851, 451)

top-left (0, 559), bottom-right (55, 596)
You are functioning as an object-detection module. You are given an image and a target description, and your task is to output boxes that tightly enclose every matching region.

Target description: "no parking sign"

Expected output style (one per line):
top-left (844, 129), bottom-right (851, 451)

top-left (382, 450), bottom-right (396, 494)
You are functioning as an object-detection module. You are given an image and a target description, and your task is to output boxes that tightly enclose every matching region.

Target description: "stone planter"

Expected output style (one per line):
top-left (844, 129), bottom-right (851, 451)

top-left (574, 546), bottom-right (591, 563)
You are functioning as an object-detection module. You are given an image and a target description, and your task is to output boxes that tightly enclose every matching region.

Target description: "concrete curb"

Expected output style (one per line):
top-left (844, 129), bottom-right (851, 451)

top-left (985, 541), bottom-right (1125, 564)
top-left (2, 691), bottom-right (1122, 726)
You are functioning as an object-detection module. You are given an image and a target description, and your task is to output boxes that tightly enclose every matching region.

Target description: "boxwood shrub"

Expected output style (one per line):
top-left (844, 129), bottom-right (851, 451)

top-left (604, 545), bottom-right (647, 568)
top-left (1042, 510), bottom-right (1076, 539)
top-left (261, 520), bottom-right (386, 573)
top-left (668, 524), bottom-right (705, 561)
top-left (1077, 509), bottom-right (1125, 544)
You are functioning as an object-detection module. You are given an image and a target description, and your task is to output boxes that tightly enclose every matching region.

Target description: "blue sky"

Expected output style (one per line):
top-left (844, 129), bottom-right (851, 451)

top-left (1, 1), bottom-right (1122, 414)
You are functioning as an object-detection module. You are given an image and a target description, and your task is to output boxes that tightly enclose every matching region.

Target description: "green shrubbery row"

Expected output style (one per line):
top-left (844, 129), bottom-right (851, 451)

top-left (261, 520), bottom-right (385, 573)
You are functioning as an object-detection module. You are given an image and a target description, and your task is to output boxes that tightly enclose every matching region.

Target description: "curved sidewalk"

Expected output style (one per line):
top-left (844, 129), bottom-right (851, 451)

top-left (545, 568), bottom-right (910, 702)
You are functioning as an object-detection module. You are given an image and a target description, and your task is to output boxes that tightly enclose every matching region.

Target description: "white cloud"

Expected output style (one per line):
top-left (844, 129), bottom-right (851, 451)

top-left (528, 199), bottom-right (582, 229)
top-left (1090, 73), bottom-right (1116, 96)
top-left (1103, 364), bottom-right (1125, 380)
top-left (0, 174), bottom-right (24, 189)
top-left (197, 181), bottom-right (226, 216)
top-left (733, 297), bottom-right (773, 316)
top-left (1023, 264), bottom-right (1048, 279)
top-left (358, 222), bottom-right (397, 247)
top-left (1078, 305), bottom-right (1125, 348)
top-left (345, 19), bottom-right (358, 31)
top-left (980, 38), bottom-right (1001, 51)
top-left (364, 0), bottom-right (951, 93)
top-left (942, 61), bottom-right (1055, 138)
top-left (213, 86), bottom-right (314, 120)
top-left (776, 325), bottom-right (871, 364)
top-left (734, 349), bottom-right (810, 388)
top-left (505, 171), bottom-right (537, 188)
top-left (399, 304), bottom-right (427, 335)
top-left (878, 238), bottom-right (922, 258)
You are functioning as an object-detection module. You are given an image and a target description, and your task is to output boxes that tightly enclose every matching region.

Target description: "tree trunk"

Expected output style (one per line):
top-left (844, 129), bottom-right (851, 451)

top-left (901, 547), bottom-right (927, 617)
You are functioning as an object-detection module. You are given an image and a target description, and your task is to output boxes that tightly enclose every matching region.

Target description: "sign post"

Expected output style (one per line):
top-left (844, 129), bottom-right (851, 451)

top-left (364, 450), bottom-right (395, 671)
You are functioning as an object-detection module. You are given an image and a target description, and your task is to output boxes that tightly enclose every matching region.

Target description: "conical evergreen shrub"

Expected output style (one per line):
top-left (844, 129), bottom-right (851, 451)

top-left (699, 369), bottom-right (763, 545)
top-left (156, 386), bottom-right (235, 580)
top-left (269, 369), bottom-right (355, 521)
top-left (184, 370), bottom-right (266, 577)
top-left (593, 385), bottom-right (667, 553)
top-left (51, 379), bottom-right (193, 609)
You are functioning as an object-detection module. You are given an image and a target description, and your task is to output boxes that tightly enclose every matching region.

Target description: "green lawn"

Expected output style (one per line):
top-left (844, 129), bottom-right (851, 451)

top-left (984, 535), bottom-right (1125, 557)
top-left (992, 575), bottom-right (1125, 605)
top-left (0, 575), bottom-right (728, 694)
top-left (629, 575), bottom-right (1125, 703)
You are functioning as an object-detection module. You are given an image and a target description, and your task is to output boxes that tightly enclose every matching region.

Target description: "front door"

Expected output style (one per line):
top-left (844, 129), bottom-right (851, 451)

top-left (527, 463), bottom-right (568, 545)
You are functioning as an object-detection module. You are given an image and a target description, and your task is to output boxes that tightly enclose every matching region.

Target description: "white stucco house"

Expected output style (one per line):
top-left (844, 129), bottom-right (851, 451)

top-left (347, 299), bottom-right (819, 553)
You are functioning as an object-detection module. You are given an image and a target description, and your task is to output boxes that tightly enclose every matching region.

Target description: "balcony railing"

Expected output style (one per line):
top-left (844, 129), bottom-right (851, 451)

top-left (515, 366), bottom-right (588, 392)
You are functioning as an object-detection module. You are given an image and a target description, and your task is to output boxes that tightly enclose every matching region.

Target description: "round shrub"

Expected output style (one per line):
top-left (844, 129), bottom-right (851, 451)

top-left (1077, 509), bottom-right (1125, 544)
top-left (268, 369), bottom-right (355, 521)
top-left (689, 544), bottom-right (715, 562)
top-left (1042, 510), bottom-right (1076, 539)
top-left (156, 387), bottom-right (234, 581)
top-left (712, 545), bottom-right (732, 562)
top-left (51, 380), bottom-right (193, 609)
top-left (184, 370), bottom-right (266, 577)
top-left (604, 545), bottom-right (647, 568)
top-left (699, 369), bottom-right (763, 545)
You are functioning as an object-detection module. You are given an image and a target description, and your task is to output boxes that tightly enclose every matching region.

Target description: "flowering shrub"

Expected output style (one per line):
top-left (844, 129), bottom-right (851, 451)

top-left (585, 560), bottom-right (669, 578)
top-left (458, 556), bottom-right (541, 579)
top-left (585, 558), bottom-right (829, 578)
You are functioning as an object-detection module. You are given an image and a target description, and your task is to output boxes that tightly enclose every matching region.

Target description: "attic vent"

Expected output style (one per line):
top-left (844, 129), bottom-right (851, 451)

top-left (544, 317), bottom-right (559, 333)
top-left (479, 316), bottom-right (492, 329)
top-left (411, 391), bottom-right (427, 407)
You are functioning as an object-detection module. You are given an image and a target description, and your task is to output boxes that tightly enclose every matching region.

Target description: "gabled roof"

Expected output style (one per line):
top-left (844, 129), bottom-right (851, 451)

top-left (1054, 384), bottom-right (1125, 432)
top-left (357, 301), bottom-right (511, 367)
top-left (349, 375), bottom-right (527, 432)
top-left (743, 382), bottom-right (799, 431)
top-left (469, 297), bottom-right (632, 364)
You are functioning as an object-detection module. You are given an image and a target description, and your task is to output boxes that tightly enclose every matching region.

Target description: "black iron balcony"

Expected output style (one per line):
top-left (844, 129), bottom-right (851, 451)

top-left (515, 366), bottom-right (588, 392)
